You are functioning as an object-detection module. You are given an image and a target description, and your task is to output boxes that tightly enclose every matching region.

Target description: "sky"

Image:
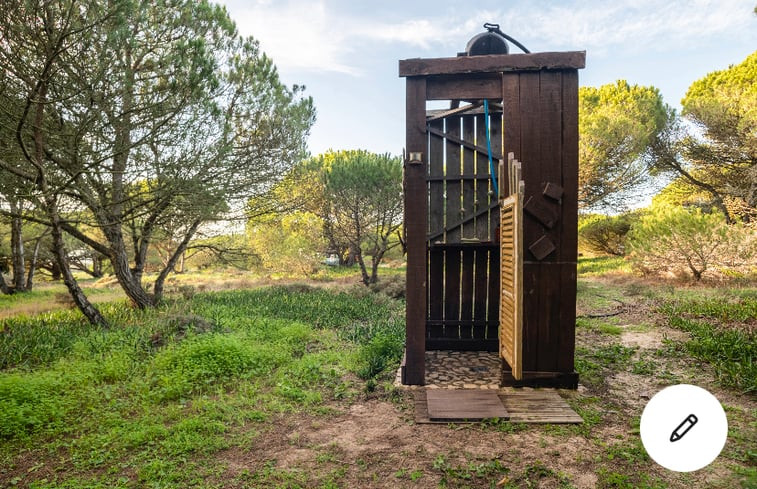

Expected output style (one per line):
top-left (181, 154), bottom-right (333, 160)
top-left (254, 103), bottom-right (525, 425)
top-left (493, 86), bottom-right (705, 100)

top-left (218, 0), bottom-right (756, 157)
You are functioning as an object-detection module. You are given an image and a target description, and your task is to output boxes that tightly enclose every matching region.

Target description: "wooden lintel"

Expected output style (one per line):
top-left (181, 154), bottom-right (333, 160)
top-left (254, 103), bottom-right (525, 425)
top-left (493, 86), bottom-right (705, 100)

top-left (426, 74), bottom-right (502, 100)
top-left (399, 51), bottom-right (586, 77)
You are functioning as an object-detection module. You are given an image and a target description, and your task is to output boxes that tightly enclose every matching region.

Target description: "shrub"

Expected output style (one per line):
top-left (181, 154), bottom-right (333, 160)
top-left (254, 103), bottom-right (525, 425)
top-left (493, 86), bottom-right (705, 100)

top-left (0, 371), bottom-right (67, 439)
top-left (355, 332), bottom-right (404, 380)
top-left (578, 212), bottom-right (638, 256)
top-left (627, 205), bottom-right (756, 280)
top-left (0, 365), bottom-right (96, 439)
top-left (148, 334), bottom-right (285, 401)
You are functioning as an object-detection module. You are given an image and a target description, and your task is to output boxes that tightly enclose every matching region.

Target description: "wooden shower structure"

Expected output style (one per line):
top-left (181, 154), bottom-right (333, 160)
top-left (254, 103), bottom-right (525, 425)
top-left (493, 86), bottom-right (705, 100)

top-left (400, 50), bottom-right (585, 388)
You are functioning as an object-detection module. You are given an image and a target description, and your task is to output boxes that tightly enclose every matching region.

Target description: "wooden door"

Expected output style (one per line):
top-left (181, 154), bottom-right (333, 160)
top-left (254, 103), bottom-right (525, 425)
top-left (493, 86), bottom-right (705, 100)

top-left (499, 154), bottom-right (524, 379)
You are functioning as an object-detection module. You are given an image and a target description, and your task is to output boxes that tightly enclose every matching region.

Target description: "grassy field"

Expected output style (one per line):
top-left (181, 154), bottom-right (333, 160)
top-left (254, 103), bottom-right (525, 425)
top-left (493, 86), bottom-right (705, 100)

top-left (0, 260), bottom-right (755, 488)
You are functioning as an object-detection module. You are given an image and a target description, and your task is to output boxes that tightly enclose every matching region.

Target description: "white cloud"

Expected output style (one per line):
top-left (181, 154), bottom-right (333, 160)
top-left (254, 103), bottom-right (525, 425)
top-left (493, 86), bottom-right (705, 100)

top-left (223, 0), bottom-right (361, 75)
top-left (478, 0), bottom-right (753, 55)
top-left (220, 0), bottom-right (754, 74)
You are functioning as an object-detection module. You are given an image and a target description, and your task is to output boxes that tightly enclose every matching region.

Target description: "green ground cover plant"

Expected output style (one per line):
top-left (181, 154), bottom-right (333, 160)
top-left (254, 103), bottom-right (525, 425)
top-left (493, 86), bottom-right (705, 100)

top-left (1, 260), bottom-right (754, 488)
top-left (657, 294), bottom-right (756, 393)
top-left (0, 286), bottom-right (404, 487)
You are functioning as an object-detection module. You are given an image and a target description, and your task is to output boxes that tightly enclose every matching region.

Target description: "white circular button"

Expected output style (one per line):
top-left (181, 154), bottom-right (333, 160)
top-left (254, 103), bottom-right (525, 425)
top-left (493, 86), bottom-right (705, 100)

top-left (640, 384), bottom-right (728, 472)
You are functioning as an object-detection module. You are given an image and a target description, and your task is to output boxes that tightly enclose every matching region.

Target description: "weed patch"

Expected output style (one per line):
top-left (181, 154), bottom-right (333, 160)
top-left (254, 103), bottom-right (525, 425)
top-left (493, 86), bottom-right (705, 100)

top-left (148, 333), bottom-right (287, 401)
top-left (575, 344), bottom-right (637, 389)
top-left (659, 298), bottom-right (756, 392)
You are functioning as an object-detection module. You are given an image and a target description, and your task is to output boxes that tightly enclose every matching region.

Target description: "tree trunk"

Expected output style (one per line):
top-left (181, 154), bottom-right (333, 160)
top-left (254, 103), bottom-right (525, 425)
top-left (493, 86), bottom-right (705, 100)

top-left (0, 271), bottom-right (12, 295)
top-left (25, 234), bottom-right (45, 290)
top-left (369, 250), bottom-right (385, 285)
top-left (50, 260), bottom-right (62, 281)
top-left (153, 220), bottom-right (201, 302)
top-left (9, 201), bottom-right (26, 292)
top-left (92, 255), bottom-right (103, 278)
top-left (48, 199), bottom-right (107, 326)
top-left (110, 249), bottom-right (155, 308)
top-left (356, 251), bottom-right (370, 286)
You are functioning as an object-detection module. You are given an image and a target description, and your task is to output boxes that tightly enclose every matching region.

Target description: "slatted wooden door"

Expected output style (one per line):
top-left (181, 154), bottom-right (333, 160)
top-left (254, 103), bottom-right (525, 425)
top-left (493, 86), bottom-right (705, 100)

top-left (426, 103), bottom-right (502, 351)
top-left (499, 154), bottom-right (524, 380)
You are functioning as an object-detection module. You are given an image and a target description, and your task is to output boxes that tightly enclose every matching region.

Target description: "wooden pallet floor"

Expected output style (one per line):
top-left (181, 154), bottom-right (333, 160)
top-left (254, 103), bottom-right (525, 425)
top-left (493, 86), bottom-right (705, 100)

top-left (500, 389), bottom-right (583, 424)
top-left (414, 389), bottom-right (582, 424)
top-left (426, 389), bottom-right (509, 421)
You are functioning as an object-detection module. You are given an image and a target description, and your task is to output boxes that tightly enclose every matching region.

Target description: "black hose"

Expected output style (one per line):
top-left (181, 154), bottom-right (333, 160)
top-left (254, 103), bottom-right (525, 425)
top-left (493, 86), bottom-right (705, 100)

top-left (483, 23), bottom-right (530, 54)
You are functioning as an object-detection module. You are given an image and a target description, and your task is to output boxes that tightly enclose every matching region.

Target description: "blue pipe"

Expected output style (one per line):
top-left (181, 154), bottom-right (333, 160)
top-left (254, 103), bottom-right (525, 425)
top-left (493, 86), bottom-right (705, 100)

top-left (483, 99), bottom-right (499, 196)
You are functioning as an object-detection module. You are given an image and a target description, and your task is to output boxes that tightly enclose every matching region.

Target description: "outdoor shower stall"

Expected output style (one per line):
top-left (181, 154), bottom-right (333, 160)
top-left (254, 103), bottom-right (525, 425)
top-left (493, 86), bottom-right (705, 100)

top-left (400, 50), bottom-right (585, 388)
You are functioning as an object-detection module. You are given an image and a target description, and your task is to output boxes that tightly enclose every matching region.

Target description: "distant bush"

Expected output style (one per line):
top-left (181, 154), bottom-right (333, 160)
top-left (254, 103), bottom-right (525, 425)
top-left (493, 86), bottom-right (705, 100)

top-left (578, 212), bottom-right (638, 256)
top-left (248, 211), bottom-right (326, 277)
top-left (369, 273), bottom-right (406, 299)
top-left (627, 205), bottom-right (756, 280)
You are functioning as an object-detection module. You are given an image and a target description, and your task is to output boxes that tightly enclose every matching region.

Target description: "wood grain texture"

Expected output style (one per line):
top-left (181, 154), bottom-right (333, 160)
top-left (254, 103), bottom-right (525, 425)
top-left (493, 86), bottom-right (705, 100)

top-left (498, 390), bottom-right (582, 424)
top-left (399, 51), bottom-right (587, 77)
top-left (403, 77), bottom-right (427, 385)
top-left (426, 389), bottom-right (509, 421)
top-left (426, 73), bottom-right (501, 100)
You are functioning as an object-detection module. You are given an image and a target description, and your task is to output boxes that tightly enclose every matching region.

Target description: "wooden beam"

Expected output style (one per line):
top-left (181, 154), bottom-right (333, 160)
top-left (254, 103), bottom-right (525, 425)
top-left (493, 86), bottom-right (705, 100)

top-left (399, 51), bottom-right (586, 77)
top-left (403, 77), bottom-right (427, 385)
top-left (426, 74), bottom-right (501, 100)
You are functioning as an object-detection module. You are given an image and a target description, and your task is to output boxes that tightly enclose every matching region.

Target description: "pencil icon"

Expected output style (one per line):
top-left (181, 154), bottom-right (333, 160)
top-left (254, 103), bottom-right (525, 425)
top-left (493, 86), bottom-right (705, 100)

top-left (670, 414), bottom-right (698, 442)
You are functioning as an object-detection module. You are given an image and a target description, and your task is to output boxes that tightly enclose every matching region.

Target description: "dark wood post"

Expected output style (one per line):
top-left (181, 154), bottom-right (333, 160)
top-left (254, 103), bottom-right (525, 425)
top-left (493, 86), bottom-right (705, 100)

top-left (403, 76), bottom-right (427, 385)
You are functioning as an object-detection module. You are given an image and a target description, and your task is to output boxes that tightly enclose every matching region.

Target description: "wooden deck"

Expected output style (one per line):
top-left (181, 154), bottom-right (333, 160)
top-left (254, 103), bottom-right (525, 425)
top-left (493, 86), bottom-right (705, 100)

top-left (426, 390), bottom-right (509, 421)
top-left (414, 388), bottom-right (582, 424)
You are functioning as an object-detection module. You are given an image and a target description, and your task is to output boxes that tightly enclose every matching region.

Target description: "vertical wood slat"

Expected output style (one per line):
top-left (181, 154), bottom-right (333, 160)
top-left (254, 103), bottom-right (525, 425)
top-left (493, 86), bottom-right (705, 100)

top-left (518, 72), bottom-right (541, 371)
top-left (519, 71), bottom-right (541, 262)
top-left (502, 73), bottom-right (521, 198)
top-left (474, 113), bottom-right (489, 241)
top-left (473, 248), bottom-right (489, 339)
top-left (486, 247), bottom-right (499, 339)
top-left (427, 117), bottom-right (445, 343)
top-left (446, 116), bottom-right (462, 242)
top-left (488, 111), bottom-right (503, 241)
top-left (537, 71), bottom-right (563, 371)
top-left (428, 118), bottom-right (445, 240)
top-left (443, 248), bottom-right (461, 338)
top-left (460, 248), bottom-right (474, 339)
top-left (427, 248), bottom-right (444, 339)
top-left (559, 70), bottom-right (579, 372)
top-left (403, 77), bottom-right (426, 385)
top-left (461, 115), bottom-right (476, 240)
top-left (538, 71), bottom-right (563, 262)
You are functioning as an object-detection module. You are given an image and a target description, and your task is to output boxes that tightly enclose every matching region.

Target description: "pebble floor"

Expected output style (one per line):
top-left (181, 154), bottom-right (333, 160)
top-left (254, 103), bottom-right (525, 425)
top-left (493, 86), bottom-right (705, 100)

top-left (395, 350), bottom-right (501, 389)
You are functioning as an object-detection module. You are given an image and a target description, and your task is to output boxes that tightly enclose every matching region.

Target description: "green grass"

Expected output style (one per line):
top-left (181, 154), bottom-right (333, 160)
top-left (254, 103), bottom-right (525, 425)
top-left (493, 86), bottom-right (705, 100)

top-left (0, 286), bottom-right (405, 488)
top-left (657, 295), bottom-right (756, 392)
top-left (575, 344), bottom-right (637, 389)
top-left (577, 256), bottom-right (630, 276)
